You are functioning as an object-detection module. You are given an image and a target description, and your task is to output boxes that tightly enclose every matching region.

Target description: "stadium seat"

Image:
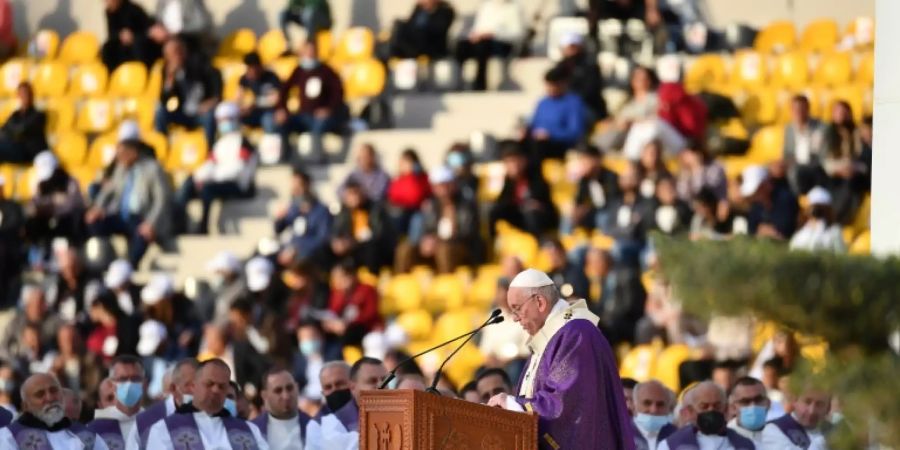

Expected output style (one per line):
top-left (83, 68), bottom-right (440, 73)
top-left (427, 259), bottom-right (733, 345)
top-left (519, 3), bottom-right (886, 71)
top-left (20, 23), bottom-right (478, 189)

top-left (684, 54), bottom-right (728, 94)
top-left (53, 130), bottom-right (88, 169)
top-left (44, 98), bottom-right (76, 134)
top-left (395, 309), bottom-right (433, 341)
top-left (771, 51), bottom-right (809, 90)
top-left (856, 51), bottom-right (874, 87)
top-left (167, 130), bottom-right (208, 172)
top-left (69, 62), bottom-right (109, 97)
top-left (849, 230), bottom-right (870, 254)
top-left (813, 52), bottom-right (852, 88)
top-left (654, 344), bottom-right (693, 392)
top-left (845, 17), bottom-right (875, 49)
top-left (32, 61), bottom-right (68, 98)
top-left (384, 273), bottom-right (422, 312)
top-left (257, 30), bottom-right (288, 65)
top-left (799, 19), bottom-right (839, 53)
top-left (754, 20), bottom-right (797, 54)
top-left (14, 167), bottom-right (36, 201)
top-left (0, 164), bottom-right (16, 198)
top-left (331, 27), bottom-right (375, 65)
top-left (466, 264), bottom-right (500, 308)
top-left (218, 28), bottom-right (257, 59)
top-left (218, 61), bottom-right (247, 101)
top-left (731, 50), bottom-right (769, 90)
top-left (820, 84), bottom-right (866, 123)
top-left (744, 125), bottom-right (785, 164)
top-left (269, 56), bottom-right (298, 82)
top-left (143, 130), bottom-right (169, 162)
top-left (87, 132), bottom-right (118, 169)
top-left (58, 31), bottom-right (100, 65)
top-left (423, 274), bottom-right (466, 314)
top-left (315, 30), bottom-right (334, 61)
top-left (76, 97), bottom-right (116, 133)
top-left (28, 29), bottom-right (60, 60)
top-left (119, 96), bottom-right (156, 131)
top-left (619, 344), bottom-right (660, 382)
top-left (146, 61), bottom-right (163, 98)
top-left (0, 58), bottom-right (30, 96)
top-left (433, 309), bottom-right (479, 343)
top-left (443, 342), bottom-right (484, 388)
top-left (341, 58), bottom-right (386, 101)
top-left (740, 88), bottom-right (779, 126)
top-left (108, 62), bottom-right (148, 96)
top-left (494, 224), bottom-right (539, 267)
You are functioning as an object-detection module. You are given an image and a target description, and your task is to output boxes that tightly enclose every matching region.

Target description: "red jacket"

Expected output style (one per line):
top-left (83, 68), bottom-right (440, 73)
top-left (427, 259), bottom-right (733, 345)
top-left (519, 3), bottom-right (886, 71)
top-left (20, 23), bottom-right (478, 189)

top-left (658, 82), bottom-right (708, 142)
top-left (387, 173), bottom-right (432, 210)
top-left (328, 282), bottom-right (383, 332)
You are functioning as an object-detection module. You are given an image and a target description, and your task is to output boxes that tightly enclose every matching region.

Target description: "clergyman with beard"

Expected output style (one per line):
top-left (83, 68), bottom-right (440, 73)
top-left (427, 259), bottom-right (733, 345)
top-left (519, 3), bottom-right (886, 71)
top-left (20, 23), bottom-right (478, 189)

top-left (0, 373), bottom-right (109, 449)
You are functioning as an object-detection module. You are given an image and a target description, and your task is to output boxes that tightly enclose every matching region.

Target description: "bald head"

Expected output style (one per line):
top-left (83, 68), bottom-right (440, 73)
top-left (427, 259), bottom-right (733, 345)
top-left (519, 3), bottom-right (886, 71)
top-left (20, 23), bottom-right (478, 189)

top-left (683, 381), bottom-right (726, 425)
top-left (319, 361), bottom-right (351, 398)
top-left (21, 373), bottom-right (65, 426)
top-left (634, 380), bottom-right (675, 416)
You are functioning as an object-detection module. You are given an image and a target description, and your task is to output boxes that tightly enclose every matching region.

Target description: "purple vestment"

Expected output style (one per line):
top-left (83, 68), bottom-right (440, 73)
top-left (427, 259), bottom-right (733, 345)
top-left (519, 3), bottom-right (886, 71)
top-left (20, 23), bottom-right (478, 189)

top-left (135, 399), bottom-right (169, 448)
top-left (633, 422), bottom-right (677, 450)
top-left (663, 425), bottom-right (755, 450)
top-left (8, 420), bottom-right (98, 450)
top-left (163, 411), bottom-right (259, 450)
top-left (87, 417), bottom-right (125, 450)
top-left (770, 414), bottom-right (811, 449)
top-left (250, 411), bottom-right (311, 441)
top-left (0, 407), bottom-right (11, 427)
top-left (516, 319), bottom-right (636, 450)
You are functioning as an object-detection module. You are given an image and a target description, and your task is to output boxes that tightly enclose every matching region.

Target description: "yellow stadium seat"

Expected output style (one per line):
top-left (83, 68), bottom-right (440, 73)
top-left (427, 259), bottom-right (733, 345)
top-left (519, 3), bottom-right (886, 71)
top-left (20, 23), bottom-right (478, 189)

top-left (146, 61), bottom-right (163, 98)
top-left (143, 130), bottom-right (169, 162)
top-left (856, 51), bottom-right (874, 87)
top-left (317, 31), bottom-right (334, 61)
top-left (744, 125), bottom-right (785, 164)
top-left (494, 225), bottom-right (539, 267)
top-left (341, 58), bottom-right (386, 101)
top-left (771, 51), bottom-right (809, 90)
top-left (218, 62), bottom-right (247, 101)
top-left (845, 17), bottom-right (875, 49)
top-left (813, 52), bottom-right (852, 88)
top-left (257, 30), bottom-right (287, 65)
top-left (0, 100), bottom-right (18, 125)
top-left (167, 130), bottom-right (208, 172)
top-left (119, 96), bottom-right (156, 131)
top-left (848, 194), bottom-right (870, 237)
top-left (218, 28), bottom-right (257, 59)
top-left (269, 56), bottom-right (298, 82)
top-left (0, 164), bottom-right (16, 198)
top-left (423, 274), bottom-right (466, 314)
top-left (433, 310), bottom-right (479, 343)
top-left (443, 342), bottom-right (484, 388)
top-left (800, 19), bottom-right (838, 53)
top-left (29, 29), bottom-right (60, 60)
top-left (740, 88), bottom-right (779, 127)
top-left (76, 98), bottom-right (116, 134)
top-left (32, 61), bottom-right (68, 98)
top-left (44, 97), bottom-right (76, 134)
top-left (58, 31), bottom-right (100, 65)
top-left (0, 58), bottom-right (30, 96)
top-left (731, 51), bottom-right (769, 90)
top-left (619, 344), bottom-right (660, 382)
top-left (754, 21), bottom-right (797, 54)
top-left (395, 309), bottom-right (433, 341)
top-left (69, 63), bottom-right (109, 97)
top-left (87, 132), bottom-right (118, 169)
top-left (14, 167), bottom-right (36, 201)
top-left (466, 264), bottom-right (501, 308)
top-left (384, 273), bottom-right (422, 312)
top-left (68, 166), bottom-right (99, 193)
top-left (684, 54), bottom-right (728, 94)
top-left (331, 27), bottom-right (375, 64)
top-left (108, 62), bottom-right (148, 96)
top-left (820, 84), bottom-right (866, 123)
top-left (850, 230), bottom-right (870, 254)
top-left (654, 344), bottom-right (693, 392)
top-left (342, 346), bottom-right (362, 365)
top-left (53, 131), bottom-right (88, 169)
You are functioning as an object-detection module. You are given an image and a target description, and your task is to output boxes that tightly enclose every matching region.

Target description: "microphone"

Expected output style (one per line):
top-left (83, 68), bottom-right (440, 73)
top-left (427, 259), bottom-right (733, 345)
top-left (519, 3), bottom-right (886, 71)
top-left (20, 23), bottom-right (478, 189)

top-left (379, 309), bottom-right (503, 390)
top-left (426, 313), bottom-right (505, 394)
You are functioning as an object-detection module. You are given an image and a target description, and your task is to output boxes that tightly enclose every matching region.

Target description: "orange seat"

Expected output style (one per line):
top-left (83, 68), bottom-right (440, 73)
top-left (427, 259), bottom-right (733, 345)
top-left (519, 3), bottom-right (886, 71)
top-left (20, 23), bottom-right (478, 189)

top-left (684, 54), bottom-right (728, 94)
top-left (257, 30), bottom-right (287, 65)
top-left (744, 125), bottom-right (785, 164)
top-left (856, 51), bottom-right (874, 87)
top-left (269, 56), bottom-right (298, 82)
top-left (800, 19), bottom-right (838, 53)
top-left (86, 132), bottom-right (119, 169)
top-left (146, 60), bottom-right (164, 98)
top-left (217, 28), bottom-right (257, 59)
top-left (32, 61), bottom-right (68, 98)
top-left (771, 51), bottom-right (809, 90)
top-left (167, 130), bottom-right (208, 172)
top-left (844, 17), bottom-right (875, 49)
top-left (331, 27), bottom-right (375, 64)
top-left (69, 63), bottom-right (109, 97)
top-left (108, 62), bottom-right (148, 96)
top-left (731, 50), bottom-right (769, 90)
top-left (740, 88), bottom-right (779, 127)
top-left (43, 98), bottom-right (76, 134)
top-left (341, 58), bottom-right (386, 101)
top-left (422, 274), bottom-right (466, 314)
top-left (754, 20), bottom-right (797, 54)
top-left (58, 31), bottom-right (100, 65)
top-left (813, 52), bottom-right (852, 88)
top-left (0, 59), bottom-right (30, 96)
top-left (29, 30), bottom-right (60, 60)
top-left (53, 131), bottom-right (88, 169)
top-left (76, 98), bottom-right (117, 134)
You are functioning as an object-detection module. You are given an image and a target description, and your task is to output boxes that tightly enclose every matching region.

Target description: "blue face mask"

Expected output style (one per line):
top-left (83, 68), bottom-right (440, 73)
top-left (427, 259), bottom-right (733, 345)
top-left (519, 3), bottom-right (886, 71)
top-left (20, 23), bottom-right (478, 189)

top-left (447, 151), bottom-right (466, 169)
top-left (224, 398), bottom-right (238, 417)
top-left (739, 405), bottom-right (768, 431)
top-left (299, 340), bottom-right (321, 357)
top-left (218, 121), bottom-right (238, 135)
top-left (299, 58), bottom-right (319, 70)
top-left (634, 413), bottom-right (670, 434)
top-left (115, 381), bottom-right (144, 408)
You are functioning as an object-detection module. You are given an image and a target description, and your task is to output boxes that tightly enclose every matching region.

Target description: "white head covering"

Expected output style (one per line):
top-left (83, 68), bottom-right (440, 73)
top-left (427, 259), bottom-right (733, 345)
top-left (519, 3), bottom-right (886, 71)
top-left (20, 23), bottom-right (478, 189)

top-left (207, 251), bottom-right (241, 274)
top-left (807, 186), bottom-right (832, 206)
top-left (559, 32), bottom-right (584, 48)
top-left (137, 320), bottom-right (168, 356)
top-left (118, 120), bottom-right (141, 142)
top-left (34, 151), bottom-right (58, 182)
top-left (141, 273), bottom-right (174, 306)
top-left (104, 259), bottom-right (133, 289)
top-left (740, 166), bottom-right (768, 197)
top-left (245, 257), bottom-right (274, 292)
top-left (429, 165), bottom-right (455, 185)
top-left (215, 102), bottom-right (240, 121)
top-left (509, 269), bottom-right (554, 288)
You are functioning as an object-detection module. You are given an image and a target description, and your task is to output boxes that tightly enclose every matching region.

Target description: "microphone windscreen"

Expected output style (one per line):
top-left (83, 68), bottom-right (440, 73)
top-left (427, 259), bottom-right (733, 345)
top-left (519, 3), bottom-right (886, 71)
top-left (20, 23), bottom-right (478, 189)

top-left (490, 315), bottom-right (505, 324)
top-left (490, 308), bottom-right (502, 318)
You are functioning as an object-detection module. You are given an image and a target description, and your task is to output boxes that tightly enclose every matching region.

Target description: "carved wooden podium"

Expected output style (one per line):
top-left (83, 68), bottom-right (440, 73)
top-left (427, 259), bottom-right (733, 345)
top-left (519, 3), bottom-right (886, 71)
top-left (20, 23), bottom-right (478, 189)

top-left (359, 390), bottom-right (538, 450)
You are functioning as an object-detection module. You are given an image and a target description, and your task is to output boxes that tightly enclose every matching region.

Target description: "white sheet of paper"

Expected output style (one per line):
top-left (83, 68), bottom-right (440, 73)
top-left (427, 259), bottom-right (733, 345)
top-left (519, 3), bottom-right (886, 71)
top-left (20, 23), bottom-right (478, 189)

top-left (505, 396), bottom-right (525, 412)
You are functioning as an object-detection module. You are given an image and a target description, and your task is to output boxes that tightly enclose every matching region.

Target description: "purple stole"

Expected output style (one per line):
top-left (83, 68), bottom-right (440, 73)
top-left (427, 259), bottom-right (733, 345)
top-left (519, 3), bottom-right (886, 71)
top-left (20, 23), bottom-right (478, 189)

top-left (0, 407), bottom-right (11, 428)
top-left (87, 418), bottom-right (126, 450)
top-left (663, 425), bottom-right (755, 450)
top-left (770, 414), bottom-right (811, 449)
top-left (633, 423), bottom-right (677, 450)
top-left (250, 411), bottom-right (311, 442)
top-left (136, 399), bottom-right (169, 448)
top-left (163, 412), bottom-right (259, 450)
top-left (8, 421), bottom-right (97, 450)
top-left (331, 399), bottom-right (359, 432)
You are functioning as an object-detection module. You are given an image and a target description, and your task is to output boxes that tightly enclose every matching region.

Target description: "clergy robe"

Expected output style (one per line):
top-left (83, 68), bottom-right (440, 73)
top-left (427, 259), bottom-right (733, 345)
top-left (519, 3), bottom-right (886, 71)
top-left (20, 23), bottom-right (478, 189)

top-left (761, 414), bottom-right (828, 450)
top-left (634, 421), bottom-right (677, 450)
top-left (125, 396), bottom-right (176, 450)
top-left (0, 413), bottom-right (110, 449)
top-left (657, 425), bottom-right (755, 450)
top-left (304, 399), bottom-right (359, 450)
top-left (144, 405), bottom-right (269, 450)
top-left (251, 411), bottom-right (311, 450)
top-left (0, 406), bottom-right (12, 427)
top-left (90, 405), bottom-right (141, 449)
top-left (728, 418), bottom-right (764, 448)
top-left (515, 299), bottom-right (635, 450)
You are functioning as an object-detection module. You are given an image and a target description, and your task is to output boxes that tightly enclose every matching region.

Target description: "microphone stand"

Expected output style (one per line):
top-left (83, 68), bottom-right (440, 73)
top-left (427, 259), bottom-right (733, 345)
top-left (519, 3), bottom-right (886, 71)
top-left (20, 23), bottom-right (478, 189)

top-left (426, 314), bottom-right (504, 395)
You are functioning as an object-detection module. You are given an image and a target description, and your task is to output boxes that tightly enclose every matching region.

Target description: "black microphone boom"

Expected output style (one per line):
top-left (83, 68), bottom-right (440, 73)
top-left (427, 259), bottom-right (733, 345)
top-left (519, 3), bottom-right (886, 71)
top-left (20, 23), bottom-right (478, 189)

top-left (426, 314), bottom-right (505, 394)
top-left (379, 309), bottom-right (503, 389)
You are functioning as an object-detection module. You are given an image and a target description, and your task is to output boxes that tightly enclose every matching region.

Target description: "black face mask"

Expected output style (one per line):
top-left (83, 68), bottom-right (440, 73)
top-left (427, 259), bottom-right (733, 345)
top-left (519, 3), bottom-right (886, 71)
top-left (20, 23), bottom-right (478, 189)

top-left (325, 389), bottom-right (352, 412)
top-left (696, 410), bottom-right (727, 435)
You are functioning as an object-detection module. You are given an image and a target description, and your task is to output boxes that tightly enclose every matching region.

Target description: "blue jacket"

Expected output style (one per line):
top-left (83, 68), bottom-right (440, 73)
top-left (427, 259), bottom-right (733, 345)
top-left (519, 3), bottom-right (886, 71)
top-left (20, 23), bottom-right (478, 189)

top-left (275, 197), bottom-right (333, 259)
top-left (530, 92), bottom-right (586, 146)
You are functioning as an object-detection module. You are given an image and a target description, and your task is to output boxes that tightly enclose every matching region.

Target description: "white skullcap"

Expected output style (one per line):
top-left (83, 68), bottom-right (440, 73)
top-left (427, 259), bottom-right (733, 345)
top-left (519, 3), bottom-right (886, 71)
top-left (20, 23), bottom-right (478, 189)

top-left (739, 165), bottom-right (768, 197)
top-left (429, 165), bottom-right (454, 185)
top-left (215, 101), bottom-right (240, 120)
top-left (807, 186), bottom-right (832, 206)
top-left (104, 259), bottom-right (133, 288)
top-left (559, 32), bottom-right (584, 47)
top-left (245, 256), bottom-right (274, 292)
top-left (137, 320), bottom-right (168, 356)
top-left (207, 251), bottom-right (241, 274)
top-left (509, 268), bottom-right (554, 288)
top-left (141, 273), bottom-right (174, 306)
top-left (34, 150), bottom-right (58, 182)
top-left (118, 120), bottom-right (141, 142)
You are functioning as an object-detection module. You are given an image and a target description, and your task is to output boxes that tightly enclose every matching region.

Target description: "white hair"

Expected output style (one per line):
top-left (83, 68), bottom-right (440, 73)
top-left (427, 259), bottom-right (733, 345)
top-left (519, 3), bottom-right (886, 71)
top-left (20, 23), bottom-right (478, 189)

top-left (684, 381), bottom-right (726, 409)
top-left (634, 380), bottom-right (676, 409)
top-left (319, 361), bottom-right (351, 379)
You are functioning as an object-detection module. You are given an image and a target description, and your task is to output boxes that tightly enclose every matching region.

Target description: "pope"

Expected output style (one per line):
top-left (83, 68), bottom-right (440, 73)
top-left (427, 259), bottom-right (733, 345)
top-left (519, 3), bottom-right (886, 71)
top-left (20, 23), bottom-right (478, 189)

top-left (487, 268), bottom-right (635, 449)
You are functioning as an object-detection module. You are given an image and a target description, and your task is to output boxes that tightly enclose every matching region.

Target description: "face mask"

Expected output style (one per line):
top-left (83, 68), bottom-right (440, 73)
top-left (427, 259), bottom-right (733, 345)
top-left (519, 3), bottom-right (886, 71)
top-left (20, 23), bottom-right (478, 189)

top-left (634, 413), bottom-right (670, 434)
top-left (739, 405), bottom-right (768, 431)
top-left (696, 410), bottom-right (727, 435)
top-left (218, 121), bottom-right (238, 135)
top-left (325, 389), bottom-right (352, 412)
top-left (829, 412), bottom-right (844, 425)
top-left (181, 393), bottom-right (193, 405)
top-left (0, 378), bottom-right (14, 393)
top-left (224, 398), bottom-right (237, 417)
top-left (300, 58), bottom-right (319, 70)
top-left (447, 152), bottom-right (466, 169)
top-left (299, 340), bottom-right (321, 357)
top-left (115, 381), bottom-right (144, 408)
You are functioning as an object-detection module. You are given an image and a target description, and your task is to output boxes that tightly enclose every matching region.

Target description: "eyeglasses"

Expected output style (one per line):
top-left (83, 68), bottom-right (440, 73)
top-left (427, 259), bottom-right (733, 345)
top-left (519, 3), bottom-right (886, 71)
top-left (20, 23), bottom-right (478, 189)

top-left (510, 294), bottom-right (539, 318)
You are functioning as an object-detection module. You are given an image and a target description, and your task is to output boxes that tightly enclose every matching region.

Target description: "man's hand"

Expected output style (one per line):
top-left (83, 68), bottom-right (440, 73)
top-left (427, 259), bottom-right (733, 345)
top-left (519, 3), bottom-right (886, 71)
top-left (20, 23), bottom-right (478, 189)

top-left (313, 108), bottom-right (331, 119)
top-left (277, 247), bottom-right (295, 266)
top-left (148, 24), bottom-right (169, 43)
top-left (119, 29), bottom-right (134, 46)
top-left (487, 393), bottom-right (509, 408)
top-left (85, 207), bottom-right (104, 224)
top-left (532, 128), bottom-right (550, 141)
top-left (275, 108), bottom-right (288, 125)
top-left (322, 319), bottom-right (347, 336)
top-left (138, 222), bottom-right (155, 241)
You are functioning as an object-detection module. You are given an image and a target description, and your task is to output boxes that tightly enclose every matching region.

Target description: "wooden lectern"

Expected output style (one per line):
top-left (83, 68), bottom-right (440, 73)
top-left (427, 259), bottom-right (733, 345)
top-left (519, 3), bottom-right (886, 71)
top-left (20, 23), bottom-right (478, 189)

top-left (359, 390), bottom-right (538, 449)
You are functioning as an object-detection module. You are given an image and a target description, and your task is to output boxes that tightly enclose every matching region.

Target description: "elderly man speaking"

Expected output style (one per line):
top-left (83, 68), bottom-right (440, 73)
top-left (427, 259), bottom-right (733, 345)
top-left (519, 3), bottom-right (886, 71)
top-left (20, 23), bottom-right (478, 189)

top-left (487, 268), bottom-right (635, 449)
